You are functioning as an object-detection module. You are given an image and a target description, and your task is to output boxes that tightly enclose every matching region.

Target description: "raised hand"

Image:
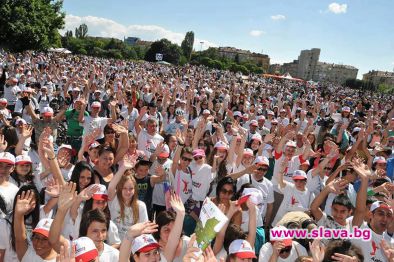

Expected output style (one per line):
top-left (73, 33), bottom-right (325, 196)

top-left (78, 184), bottom-right (101, 202)
top-left (351, 158), bottom-right (372, 179)
top-left (0, 134), bottom-right (7, 152)
top-left (15, 190), bottom-right (35, 216)
top-left (45, 178), bottom-right (60, 198)
top-left (126, 221), bottom-right (158, 239)
top-left (21, 125), bottom-right (34, 139)
top-left (331, 253), bottom-right (359, 262)
top-left (170, 193), bottom-right (185, 214)
top-left (140, 106), bottom-right (148, 116)
top-left (272, 241), bottom-right (285, 256)
top-left (264, 133), bottom-right (275, 144)
top-left (183, 234), bottom-right (203, 262)
top-left (309, 239), bottom-right (325, 262)
top-left (326, 178), bottom-right (348, 194)
top-left (111, 123), bottom-right (128, 134)
top-left (56, 244), bottom-right (75, 262)
top-left (381, 239), bottom-right (394, 262)
top-left (119, 157), bottom-right (134, 171)
top-left (58, 182), bottom-right (77, 212)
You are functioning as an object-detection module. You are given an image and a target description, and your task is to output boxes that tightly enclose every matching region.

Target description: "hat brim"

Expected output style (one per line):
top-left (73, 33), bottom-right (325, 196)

top-left (16, 161), bottom-right (32, 165)
top-left (158, 153), bottom-right (170, 158)
top-left (76, 249), bottom-right (99, 262)
top-left (0, 159), bottom-right (15, 165)
top-left (234, 251), bottom-right (257, 259)
top-left (92, 194), bottom-right (108, 201)
top-left (32, 229), bottom-right (49, 238)
top-left (42, 113), bottom-right (53, 117)
top-left (215, 146), bottom-right (228, 150)
top-left (193, 154), bottom-right (205, 158)
top-left (137, 243), bottom-right (160, 253)
top-left (292, 176), bottom-right (307, 180)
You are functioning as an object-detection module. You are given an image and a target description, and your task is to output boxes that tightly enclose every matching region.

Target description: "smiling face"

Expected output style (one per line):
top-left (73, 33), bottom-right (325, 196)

top-left (32, 233), bottom-right (52, 259)
top-left (15, 163), bottom-right (31, 176)
top-left (79, 169), bottom-right (92, 190)
top-left (370, 208), bottom-right (393, 234)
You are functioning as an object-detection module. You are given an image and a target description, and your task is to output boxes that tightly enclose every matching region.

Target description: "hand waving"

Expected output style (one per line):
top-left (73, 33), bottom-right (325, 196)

top-left (58, 182), bottom-right (77, 212)
top-left (0, 134), bottom-right (7, 152)
top-left (170, 193), bottom-right (185, 214)
top-left (45, 178), bottom-right (60, 198)
top-left (126, 221), bottom-right (158, 239)
top-left (15, 190), bottom-right (35, 216)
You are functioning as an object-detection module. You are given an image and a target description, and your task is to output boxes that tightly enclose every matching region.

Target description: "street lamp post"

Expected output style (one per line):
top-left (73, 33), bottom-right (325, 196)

top-left (199, 41), bottom-right (204, 61)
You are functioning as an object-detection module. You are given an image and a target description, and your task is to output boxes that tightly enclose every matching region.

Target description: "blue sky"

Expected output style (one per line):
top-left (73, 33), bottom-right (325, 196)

top-left (61, 0), bottom-right (394, 78)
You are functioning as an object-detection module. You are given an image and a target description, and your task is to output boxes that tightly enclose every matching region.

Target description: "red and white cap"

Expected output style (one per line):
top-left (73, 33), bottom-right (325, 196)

top-left (15, 118), bottom-right (27, 125)
top-left (158, 144), bottom-right (170, 158)
top-left (15, 155), bottom-right (32, 165)
top-left (91, 101), bottom-right (101, 108)
top-left (214, 141), bottom-right (229, 150)
top-left (131, 234), bottom-right (160, 254)
top-left (202, 109), bottom-right (211, 115)
top-left (192, 149), bottom-right (206, 158)
top-left (32, 218), bottom-right (53, 237)
top-left (270, 226), bottom-right (292, 246)
top-left (254, 156), bottom-right (269, 166)
top-left (243, 114), bottom-right (249, 119)
top-left (0, 98), bottom-right (7, 104)
top-left (251, 134), bottom-right (262, 143)
top-left (92, 184), bottom-right (108, 201)
top-left (249, 120), bottom-right (258, 127)
top-left (280, 108), bottom-right (286, 113)
top-left (233, 111), bottom-right (242, 118)
top-left (74, 237), bottom-right (99, 262)
top-left (370, 201), bottom-right (393, 213)
top-left (0, 152), bottom-right (15, 165)
top-left (267, 110), bottom-right (275, 116)
top-left (373, 156), bottom-right (387, 164)
top-left (300, 160), bottom-right (310, 167)
top-left (72, 87), bottom-right (81, 92)
top-left (285, 140), bottom-right (297, 148)
top-left (58, 144), bottom-right (72, 151)
top-left (271, 119), bottom-right (278, 124)
top-left (292, 170), bottom-right (307, 180)
top-left (242, 188), bottom-right (263, 205)
top-left (41, 107), bottom-right (54, 117)
top-left (243, 148), bottom-right (254, 157)
top-left (228, 239), bottom-right (256, 259)
top-left (88, 142), bottom-right (100, 150)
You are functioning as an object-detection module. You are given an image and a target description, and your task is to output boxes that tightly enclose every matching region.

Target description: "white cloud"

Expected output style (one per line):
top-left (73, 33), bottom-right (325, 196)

top-left (328, 3), bottom-right (347, 14)
top-left (60, 14), bottom-right (217, 50)
top-left (270, 15), bottom-right (286, 21)
top-left (249, 30), bottom-right (264, 37)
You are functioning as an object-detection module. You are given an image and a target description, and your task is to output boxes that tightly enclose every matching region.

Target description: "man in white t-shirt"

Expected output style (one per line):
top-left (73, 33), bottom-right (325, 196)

top-left (136, 108), bottom-right (164, 159)
top-left (3, 77), bottom-right (20, 111)
top-left (189, 149), bottom-right (214, 202)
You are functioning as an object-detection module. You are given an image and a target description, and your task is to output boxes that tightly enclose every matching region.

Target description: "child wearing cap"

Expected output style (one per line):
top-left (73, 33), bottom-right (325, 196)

top-left (9, 155), bottom-right (36, 187)
top-left (0, 152), bottom-right (20, 212)
top-left (228, 239), bottom-right (256, 262)
top-left (272, 169), bottom-right (314, 227)
top-left (108, 160), bottom-right (149, 240)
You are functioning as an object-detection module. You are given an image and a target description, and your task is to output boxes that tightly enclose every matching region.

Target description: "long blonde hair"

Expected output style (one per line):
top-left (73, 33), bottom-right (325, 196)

top-left (116, 170), bottom-right (139, 224)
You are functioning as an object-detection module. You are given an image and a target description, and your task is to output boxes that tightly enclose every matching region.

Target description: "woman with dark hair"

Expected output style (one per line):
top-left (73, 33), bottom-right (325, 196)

top-left (69, 161), bottom-right (97, 194)
top-left (164, 134), bottom-right (178, 159)
top-left (1, 126), bottom-right (18, 154)
top-left (322, 239), bottom-right (364, 262)
top-left (211, 177), bottom-right (241, 225)
top-left (9, 155), bottom-right (35, 187)
top-left (49, 182), bottom-right (119, 260)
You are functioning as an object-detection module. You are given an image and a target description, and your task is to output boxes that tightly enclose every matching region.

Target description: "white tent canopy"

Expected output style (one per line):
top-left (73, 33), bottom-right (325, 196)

top-left (48, 48), bottom-right (72, 54)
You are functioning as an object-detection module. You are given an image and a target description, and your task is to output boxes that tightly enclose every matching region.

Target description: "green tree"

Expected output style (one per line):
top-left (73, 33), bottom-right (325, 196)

top-left (0, 0), bottom-right (65, 52)
top-left (64, 30), bottom-right (73, 37)
top-left (181, 31), bottom-right (194, 61)
top-left (145, 39), bottom-right (182, 64)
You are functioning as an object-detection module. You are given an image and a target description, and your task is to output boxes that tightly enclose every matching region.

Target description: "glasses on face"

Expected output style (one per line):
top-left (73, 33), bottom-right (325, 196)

top-left (294, 179), bottom-right (307, 183)
top-left (257, 167), bottom-right (268, 172)
top-left (220, 188), bottom-right (234, 195)
top-left (279, 246), bottom-right (292, 254)
top-left (182, 157), bottom-right (193, 162)
top-left (105, 130), bottom-right (115, 134)
top-left (194, 156), bottom-right (203, 161)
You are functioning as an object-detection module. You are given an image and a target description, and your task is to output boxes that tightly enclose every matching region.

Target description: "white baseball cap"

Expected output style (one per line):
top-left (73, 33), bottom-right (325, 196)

top-left (0, 98), bottom-right (7, 104)
top-left (15, 155), bottom-right (32, 165)
top-left (131, 234), bottom-right (160, 254)
top-left (92, 184), bottom-right (108, 201)
top-left (41, 107), bottom-right (54, 117)
top-left (214, 141), bottom-right (229, 150)
top-left (228, 239), bottom-right (256, 259)
top-left (0, 152), bottom-right (15, 165)
top-left (370, 201), bottom-right (393, 213)
top-left (88, 142), bottom-right (100, 150)
top-left (58, 144), bottom-right (72, 151)
top-left (242, 188), bottom-right (263, 206)
top-left (292, 170), bottom-right (307, 180)
top-left (254, 156), bottom-right (269, 166)
top-left (91, 101), bottom-right (101, 108)
top-left (243, 148), bottom-right (254, 157)
top-left (15, 118), bottom-right (27, 125)
top-left (233, 111), bottom-right (242, 117)
top-left (285, 140), bottom-right (297, 148)
top-left (32, 218), bottom-right (53, 237)
top-left (202, 109), bottom-right (211, 115)
top-left (74, 237), bottom-right (99, 262)
top-left (373, 156), bottom-right (387, 164)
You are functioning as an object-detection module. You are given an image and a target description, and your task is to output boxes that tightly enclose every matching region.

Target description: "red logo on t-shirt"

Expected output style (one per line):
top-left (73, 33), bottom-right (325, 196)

top-left (182, 179), bottom-right (188, 193)
top-left (370, 240), bottom-right (378, 256)
top-left (291, 196), bottom-right (298, 206)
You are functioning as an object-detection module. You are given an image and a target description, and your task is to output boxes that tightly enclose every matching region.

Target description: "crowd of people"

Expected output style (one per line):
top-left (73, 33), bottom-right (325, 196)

top-left (0, 50), bottom-right (393, 262)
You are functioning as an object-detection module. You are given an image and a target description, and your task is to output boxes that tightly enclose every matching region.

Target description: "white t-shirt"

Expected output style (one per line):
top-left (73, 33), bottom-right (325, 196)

top-left (137, 130), bottom-right (164, 158)
top-left (99, 243), bottom-right (119, 262)
top-left (3, 85), bottom-right (19, 105)
top-left (120, 107), bottom-right (139, 134)
top-left (351, 224), bottom-right (394, 262)
top-left (21, 245), bottom-right (56, 262)
top-left (0, 218), bottom-right (18, 262)
top-left (151, 159), bottom-right (173, 206)
top-left (259, 241), bottom-right (308, 262)
top-left (272, 151), bottom-right (305, 192)
top-left (108, 197), bottom-right (148, 240)
top-left (241, 206), bottom-right (264, 232)
top-left (171, 169), bottom-right (192, 204)
top-left (81, 115), bottom-right (109, 139)
top-left (189, 162), bottom-right (214, 201)
top-left (0, 182), bottom-right (19, 212)
top-left (272, 183), bottom-right (314, 227)
top-left (60, 165), bottom-right (75, 181)
top-left (237, 174), bottom-right (274, 221)
top-left (306, 169), bottom-right (327, 197)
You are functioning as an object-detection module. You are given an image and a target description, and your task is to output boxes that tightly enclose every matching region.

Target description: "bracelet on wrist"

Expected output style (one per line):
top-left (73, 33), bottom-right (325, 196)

top-left (47, 155), bottom-right (56, 160)
top-left (125, 235), bottom-right (134, 242)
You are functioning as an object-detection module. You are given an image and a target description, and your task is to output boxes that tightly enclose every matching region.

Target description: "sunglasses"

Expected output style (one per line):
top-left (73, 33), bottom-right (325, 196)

top-left (294, 179), bottom-right (307, 183)
top-left (257, 167), bottom-right (268, 172)
top-left (182, 157), bottom-right (193, 162)
top-left (105, 130), bottom-right (115, 134)
top-left (220, 189), bottom-right (234, 195)
top-left (194, 156), bottom-right (203, 160)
